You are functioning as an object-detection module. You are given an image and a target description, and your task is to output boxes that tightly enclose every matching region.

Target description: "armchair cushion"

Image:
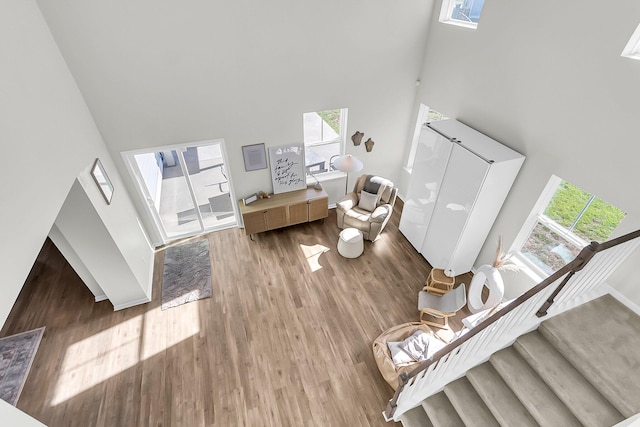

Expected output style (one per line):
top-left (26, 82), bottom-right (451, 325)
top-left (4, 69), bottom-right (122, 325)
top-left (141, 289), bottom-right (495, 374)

top-left (370, 205), bottom-right (391, 222)
top-left (398, 330), bottom-right (431, 362)
top-left (387, 341), bottom-right (416, 366)
top-left (336, 193), bottom-right (357, 212)
top-left (358, 190), bottom-right (379, 212)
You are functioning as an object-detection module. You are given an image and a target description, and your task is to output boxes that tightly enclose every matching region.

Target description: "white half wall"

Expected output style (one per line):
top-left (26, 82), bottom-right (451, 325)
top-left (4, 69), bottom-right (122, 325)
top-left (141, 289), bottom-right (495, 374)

top-left (48, 224), bottom-right (106, 301)
top-left (54, 180), bottom-right (151, 309)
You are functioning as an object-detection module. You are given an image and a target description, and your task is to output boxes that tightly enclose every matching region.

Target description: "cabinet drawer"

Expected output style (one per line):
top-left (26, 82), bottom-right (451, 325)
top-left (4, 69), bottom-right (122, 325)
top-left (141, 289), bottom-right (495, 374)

top-left (243, 210), bottom-right (267, 235)
top-left (265, 206), bottom-right (287, 230)
top-left (308, 197), bottom-right (329, 221)
top-left (289, 201), bottom-right (308, 225)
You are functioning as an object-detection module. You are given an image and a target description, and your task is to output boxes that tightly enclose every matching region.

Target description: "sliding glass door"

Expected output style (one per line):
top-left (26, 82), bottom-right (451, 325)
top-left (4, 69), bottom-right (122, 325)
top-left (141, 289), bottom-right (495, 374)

top-left (125, 140), bottom-right (237, 243)
top-left (182, 144), bottom-right (235, 230)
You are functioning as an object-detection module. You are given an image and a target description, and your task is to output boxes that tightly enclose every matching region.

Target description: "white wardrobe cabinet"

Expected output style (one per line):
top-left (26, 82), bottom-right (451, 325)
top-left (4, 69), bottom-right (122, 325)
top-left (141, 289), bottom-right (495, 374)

top-left (399, 119), bottom-right (525, 275)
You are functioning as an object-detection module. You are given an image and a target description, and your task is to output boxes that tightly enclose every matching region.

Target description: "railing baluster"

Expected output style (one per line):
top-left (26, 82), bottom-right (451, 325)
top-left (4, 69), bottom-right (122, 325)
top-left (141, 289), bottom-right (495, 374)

top-left (386, 229), bottom-right (640, 421)
top-left (445, 343), bottom-right (470, 375)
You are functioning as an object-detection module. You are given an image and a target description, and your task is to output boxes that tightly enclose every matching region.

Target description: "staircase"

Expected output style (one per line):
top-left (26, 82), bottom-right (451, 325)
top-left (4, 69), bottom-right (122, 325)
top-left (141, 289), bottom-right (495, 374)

top-left (400, 294), bottom-right (640, 427)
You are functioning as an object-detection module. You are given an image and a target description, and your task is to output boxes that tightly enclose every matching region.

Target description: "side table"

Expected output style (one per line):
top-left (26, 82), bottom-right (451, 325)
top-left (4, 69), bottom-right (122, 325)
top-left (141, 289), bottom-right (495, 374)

top-left (424, 268), bottom-right (455, 295)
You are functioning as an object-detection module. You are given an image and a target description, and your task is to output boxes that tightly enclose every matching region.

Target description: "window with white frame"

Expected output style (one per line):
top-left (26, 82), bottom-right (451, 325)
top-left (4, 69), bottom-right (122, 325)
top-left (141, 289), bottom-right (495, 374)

top-left (303, 108), bottom-right (347, 176)
top-left (440, 0), bottom-right (486, 29)
top-left (512, 176), bottom-right (626, 277)
top-left (406, 104), bottom-right (448, 171)
top-left (622, 22), bottom-right (640, 60)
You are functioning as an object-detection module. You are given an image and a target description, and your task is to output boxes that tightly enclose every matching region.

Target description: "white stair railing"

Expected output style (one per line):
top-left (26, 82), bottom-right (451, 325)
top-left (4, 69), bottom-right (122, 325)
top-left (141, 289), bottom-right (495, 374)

top-left (385, 231), bottom-right (640, 422)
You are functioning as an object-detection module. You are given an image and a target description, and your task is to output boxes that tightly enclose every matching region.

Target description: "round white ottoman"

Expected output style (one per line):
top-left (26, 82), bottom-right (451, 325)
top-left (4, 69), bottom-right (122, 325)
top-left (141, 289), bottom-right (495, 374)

top-left (338, 228), bottom-right (364, 258)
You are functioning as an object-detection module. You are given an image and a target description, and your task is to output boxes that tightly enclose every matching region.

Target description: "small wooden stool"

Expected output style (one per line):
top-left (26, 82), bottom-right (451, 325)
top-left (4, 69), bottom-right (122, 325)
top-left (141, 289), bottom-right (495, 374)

top-left (424, 268), bottom-right (455, 295)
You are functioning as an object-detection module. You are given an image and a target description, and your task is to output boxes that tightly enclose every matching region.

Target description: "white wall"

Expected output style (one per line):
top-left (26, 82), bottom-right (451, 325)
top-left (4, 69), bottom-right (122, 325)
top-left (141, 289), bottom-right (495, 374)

top-left (35, 0), bottom-right (435, 244)
top-left (0, 0), bottom-right (153, 325)
top-left (412, 0), bottom-right (640, 302)
top-left (48, 224), bottom-right (106, 301)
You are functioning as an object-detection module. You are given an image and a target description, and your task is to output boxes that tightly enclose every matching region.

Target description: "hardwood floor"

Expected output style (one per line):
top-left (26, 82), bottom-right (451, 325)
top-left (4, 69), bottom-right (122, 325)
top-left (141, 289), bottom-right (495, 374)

top-left (1, 203), bottom-right (472, 427)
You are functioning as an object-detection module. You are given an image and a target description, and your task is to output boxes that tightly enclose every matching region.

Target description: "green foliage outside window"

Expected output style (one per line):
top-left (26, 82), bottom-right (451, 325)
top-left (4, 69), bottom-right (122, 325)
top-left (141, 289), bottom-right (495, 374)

top-left (544, 181), bottom-right (626, 242)
top-left (522, 179), bottom-right (626, 275)
top-left (318, 109), bottom-right (341, 135)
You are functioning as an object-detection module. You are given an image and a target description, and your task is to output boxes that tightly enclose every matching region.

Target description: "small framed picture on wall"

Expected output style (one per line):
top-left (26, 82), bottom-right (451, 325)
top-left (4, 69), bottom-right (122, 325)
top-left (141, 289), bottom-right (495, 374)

top-left (91, 158), bottom-right (114, 205)
top-left (242, 143), bottom-right (268, 171)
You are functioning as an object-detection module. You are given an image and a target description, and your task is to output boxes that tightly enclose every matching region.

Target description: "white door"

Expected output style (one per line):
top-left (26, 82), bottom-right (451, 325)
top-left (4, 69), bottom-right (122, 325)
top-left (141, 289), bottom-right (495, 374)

top-left (399, 126), bottom-right (453, 251)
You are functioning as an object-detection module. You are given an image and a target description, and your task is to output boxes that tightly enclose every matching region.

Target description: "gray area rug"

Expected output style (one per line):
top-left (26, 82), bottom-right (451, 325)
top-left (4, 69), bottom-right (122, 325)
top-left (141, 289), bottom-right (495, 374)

top-left (0, 327), bottom-right (45, 405)
top-left (162, 239), bottom-right (212, 310)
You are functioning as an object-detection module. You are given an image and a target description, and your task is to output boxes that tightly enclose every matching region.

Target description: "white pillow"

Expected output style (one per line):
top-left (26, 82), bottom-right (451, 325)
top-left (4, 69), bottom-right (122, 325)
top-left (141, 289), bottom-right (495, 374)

top-left (358, 190), bottom-right (379, 212)
top-left (426, 335), bottom-right (447, 358)
top-left (399, 331), bottom-right (430, 362)
top-left (387, 341), bottom-right (415, 366)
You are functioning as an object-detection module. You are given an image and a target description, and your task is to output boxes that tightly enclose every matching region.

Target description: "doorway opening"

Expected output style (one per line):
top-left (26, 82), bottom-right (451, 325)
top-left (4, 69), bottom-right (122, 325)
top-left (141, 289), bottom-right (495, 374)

top-left (123, 140), bottom-right (238, 243)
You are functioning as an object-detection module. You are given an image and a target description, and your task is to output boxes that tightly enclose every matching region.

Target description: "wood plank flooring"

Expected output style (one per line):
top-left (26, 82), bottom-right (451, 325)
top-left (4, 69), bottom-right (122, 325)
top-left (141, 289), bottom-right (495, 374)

top-left (1, 203), bottom-right (472, 427)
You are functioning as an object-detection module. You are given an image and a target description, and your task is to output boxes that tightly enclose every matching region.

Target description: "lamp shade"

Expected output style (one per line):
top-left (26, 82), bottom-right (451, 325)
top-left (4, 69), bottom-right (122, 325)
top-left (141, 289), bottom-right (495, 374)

top-left (332, 154), bottom-right (363, 173)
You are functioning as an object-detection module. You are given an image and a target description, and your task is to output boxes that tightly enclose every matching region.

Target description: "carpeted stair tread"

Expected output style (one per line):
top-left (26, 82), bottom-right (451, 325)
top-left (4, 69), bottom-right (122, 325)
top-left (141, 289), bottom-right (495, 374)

top-left (514, 330), bottom-right (624, 427)
top-left (444, 377), bottom-right (499, 427)
top-left (466, 362), bottom-right (537, 427)
top-left (538, 294), bottom-right (640, 417)
top-left (421, 391), bottom-right (464, 427)
top-left (400, 405), bottom-right (433, 427)
top-left (490, 346), bottom-right (582, 426)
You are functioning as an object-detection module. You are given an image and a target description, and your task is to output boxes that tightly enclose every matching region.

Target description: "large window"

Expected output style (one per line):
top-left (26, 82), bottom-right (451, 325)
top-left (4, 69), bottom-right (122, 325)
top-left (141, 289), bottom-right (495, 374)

top-left (303, 108), bottom-right (347, 175)
top-left (513, 176), bottom-right (626, 277)
top-left (440, 0), bottom-right (486, 29)
top-left (406, 104), bottom-right (448, 171)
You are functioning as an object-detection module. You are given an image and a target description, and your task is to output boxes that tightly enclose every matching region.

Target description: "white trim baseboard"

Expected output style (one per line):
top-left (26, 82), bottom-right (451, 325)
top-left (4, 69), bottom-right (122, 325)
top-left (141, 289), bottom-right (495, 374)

top-left (113, 296), bottom-right (151, 311)
top-left (145, 259), bottom-right (154, 300)
top-left (94, 294), bottom-right (108, 302)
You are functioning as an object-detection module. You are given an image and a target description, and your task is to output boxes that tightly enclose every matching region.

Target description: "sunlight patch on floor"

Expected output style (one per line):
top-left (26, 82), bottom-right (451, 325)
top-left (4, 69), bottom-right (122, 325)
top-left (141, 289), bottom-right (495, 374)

top-left (51, 315), bottom-right (144, 405)
top-left (140, 304), bottom-right (200, 360)
top-left (52, 304), bottom-right (201, 406)
top-left (300, 243), bottom-right (330, 272)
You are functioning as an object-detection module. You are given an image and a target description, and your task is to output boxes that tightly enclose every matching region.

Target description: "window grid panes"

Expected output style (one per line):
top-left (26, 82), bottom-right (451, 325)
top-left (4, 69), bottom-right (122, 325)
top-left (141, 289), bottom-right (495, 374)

top-left (303, 108), bottom-right (346, 175)
top-left (440, 0), bottom-right (485, 28)
top-left (406, 105), bottom-right (448, 170)
top-left (519, 179), bottom-right (626, 276)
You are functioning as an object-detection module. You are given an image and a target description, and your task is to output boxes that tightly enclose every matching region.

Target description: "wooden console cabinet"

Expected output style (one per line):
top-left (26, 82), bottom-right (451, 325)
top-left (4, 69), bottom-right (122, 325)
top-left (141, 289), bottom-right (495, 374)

top-left (239, 188), bottom-right (328, 237)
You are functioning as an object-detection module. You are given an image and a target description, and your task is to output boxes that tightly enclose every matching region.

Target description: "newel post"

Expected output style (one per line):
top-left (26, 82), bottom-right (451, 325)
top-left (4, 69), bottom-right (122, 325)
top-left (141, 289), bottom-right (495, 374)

top-left (384, 372), bottom-right (410, 420)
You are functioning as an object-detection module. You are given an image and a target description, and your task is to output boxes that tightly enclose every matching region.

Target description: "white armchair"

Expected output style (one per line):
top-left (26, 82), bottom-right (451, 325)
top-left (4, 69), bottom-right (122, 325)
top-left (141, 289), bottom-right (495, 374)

top-left (336, 175), bottom-right (398, 241)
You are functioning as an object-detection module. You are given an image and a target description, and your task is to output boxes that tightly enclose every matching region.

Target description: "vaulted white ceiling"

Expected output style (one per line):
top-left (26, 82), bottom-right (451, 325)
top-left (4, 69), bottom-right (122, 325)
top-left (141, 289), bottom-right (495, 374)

top-left (36, 0), bottom-right (434, 159)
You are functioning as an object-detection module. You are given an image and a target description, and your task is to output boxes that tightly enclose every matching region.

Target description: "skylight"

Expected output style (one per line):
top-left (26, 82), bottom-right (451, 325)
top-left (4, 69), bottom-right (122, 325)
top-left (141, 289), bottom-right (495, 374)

top-left (622, 23), bottom-right (640, 60)
top-left (440, 0), bottom-right (486, 29)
